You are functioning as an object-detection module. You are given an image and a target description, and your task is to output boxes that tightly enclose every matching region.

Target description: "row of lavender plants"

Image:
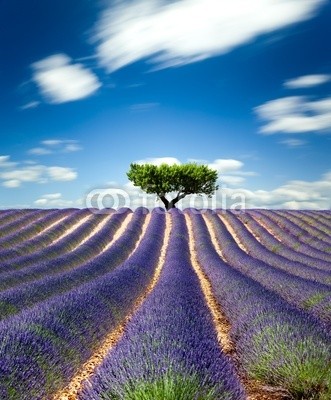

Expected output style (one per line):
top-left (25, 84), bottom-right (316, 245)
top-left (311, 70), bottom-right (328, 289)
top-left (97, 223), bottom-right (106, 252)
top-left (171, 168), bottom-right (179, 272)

top-left (0, 210), bottom-right (130, 287)
top-left (0, 209), bottom-right (91, 263)
top-left (0, 209), bottom-right (48, 241)
top-left (0, 208), bottom-right (145, 320)
top-left (79, 209), bottom-right (245, 400)
top-left (276, 210), bottom-right (331, 244)
top-left (0, 210), bottom-right (21, 224)
top-left (236, 211), bottom-right (331, 271)
top-left (0, 209), bottom-right (105, 272)
top-left (206, 211), bottom-right (331, 327)
top-left (0, 208), bottom-right (165, 399)
top-left (289, 210), bottom-right (331, 235)
top-left (189, 210), bottom-right (331, 399)
top-left (0, 209), bottom-right (72, 252)
top-left (249, 210), bottom-right (331, 263)
top-left (256, 210), bottom-right (331, 256)
top-left (221, 211), bottom-right (331, 284)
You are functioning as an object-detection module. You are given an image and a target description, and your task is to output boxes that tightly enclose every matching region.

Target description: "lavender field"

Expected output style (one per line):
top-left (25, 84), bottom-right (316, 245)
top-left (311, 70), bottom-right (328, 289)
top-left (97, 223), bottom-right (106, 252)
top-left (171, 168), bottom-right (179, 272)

top-left (0, 208), bottom-right (331, 400)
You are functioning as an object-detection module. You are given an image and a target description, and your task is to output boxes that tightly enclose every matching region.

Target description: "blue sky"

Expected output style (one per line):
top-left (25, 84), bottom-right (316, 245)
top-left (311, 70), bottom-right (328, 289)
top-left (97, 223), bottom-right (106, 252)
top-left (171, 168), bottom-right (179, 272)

top-left (1, 0), bottom-right (331, 209)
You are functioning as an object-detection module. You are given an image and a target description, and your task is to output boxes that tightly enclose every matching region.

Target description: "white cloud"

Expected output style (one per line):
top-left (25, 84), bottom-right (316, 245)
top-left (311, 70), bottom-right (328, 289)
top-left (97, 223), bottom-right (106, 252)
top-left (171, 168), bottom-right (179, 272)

top-left (42, 140), bottom-right (63, 146)
top-left (27, 140), bottom-right (83, 156)
top-left (0, 158), bottom-right (77, 188)
top-left (284, 74), bottom-right (331, 89)
top-left (20, 101), bottom-right (40, 110)
top-left (207, 159), bottom-right (243, 173)
top-left (280, 138), bottom-right (307, 147)
top-left (2, 179), bottom-right (21, 188)
top-left (32, 54), bottom-right (101, 104)
top-left (34, 193), bottom-right (80, 208)
top-left (47, 167), bottom-right (77, 181)
top-left (94, 0), bottom-right (325, 72)
top-left (130, 103), bottom-right (159, 111)
top-left (243, 171), bottom-right (331, 208)
top-left (34, 198), bottom-right (48, 206)
top-left (43, 193), bottom-right (62, 200)
top-left (221, 175), bottom-right (245, 185)
top-left (135, 157), bottom-right (181, 166)
top-left (28, 147), bottom-right (52, 155)
top-left (0, 156), bottom-right (17, 168)
top-left (63, 143), bottom-right (83, 152)
top-left (0, 166), bottom-right (46, 183)
top-left (255, 95), bottom-right (331, 134)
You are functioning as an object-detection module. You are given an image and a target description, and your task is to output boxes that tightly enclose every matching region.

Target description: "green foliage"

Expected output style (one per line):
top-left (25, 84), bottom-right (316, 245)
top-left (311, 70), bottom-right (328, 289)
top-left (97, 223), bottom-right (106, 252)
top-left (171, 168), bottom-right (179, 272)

top-left (127, 163), bottom-right (219, 209)
top-left (249, 322), bottom-right (331, 399)
top-left (107, 372), bottom-right (223, 400)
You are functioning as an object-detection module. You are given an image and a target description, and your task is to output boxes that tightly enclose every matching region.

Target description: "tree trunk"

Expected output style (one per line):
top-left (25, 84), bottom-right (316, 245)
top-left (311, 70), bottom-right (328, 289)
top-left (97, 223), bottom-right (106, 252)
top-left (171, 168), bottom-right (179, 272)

top-left (159, 194), bottom-right (186, 211)
top-left (160, 195), bottom-right (170, 210)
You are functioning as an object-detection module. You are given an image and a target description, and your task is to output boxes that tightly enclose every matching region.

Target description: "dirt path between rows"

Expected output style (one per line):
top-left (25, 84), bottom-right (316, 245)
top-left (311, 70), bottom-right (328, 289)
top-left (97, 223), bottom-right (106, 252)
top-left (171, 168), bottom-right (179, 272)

top-left (53, 213), bottom-right (171, 400)
top-left (51, 215), bottom-right (93, 246)
top-left (186, 214), bottom-right (288, 400)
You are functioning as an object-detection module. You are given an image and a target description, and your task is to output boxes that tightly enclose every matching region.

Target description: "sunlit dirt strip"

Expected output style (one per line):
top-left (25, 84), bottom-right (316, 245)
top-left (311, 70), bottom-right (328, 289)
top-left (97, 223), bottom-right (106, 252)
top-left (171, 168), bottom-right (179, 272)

top-left (237, 218), bottom-right (266, 245)
top-left (32, 214), bottom-right (70, 239)
top-left (70, 214), bottom-right (112, 251)
top-left (0, 214), bottom-right (69, 252)
top-left (185, 214), bottom-right (233, 354)
top-left (53, 213), bottom-right (171, 400)
top-left (249, 214), bottom-right (284, 242)
top-left (103, 213), bottom-right (134, 252)
top-left (217, 214), bottom-right (248, 252)
top-left (50, 214), bottom-right (93, 246)
top-left (198, 214), bottom-right (288, 400)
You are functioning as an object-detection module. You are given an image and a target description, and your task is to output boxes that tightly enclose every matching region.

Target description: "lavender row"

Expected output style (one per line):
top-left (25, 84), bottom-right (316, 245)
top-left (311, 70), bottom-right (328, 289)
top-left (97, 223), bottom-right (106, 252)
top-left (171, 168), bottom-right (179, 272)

top-left (80, 209), bottom-right (245, 400)
top-left (0, 209), bottom-right (47, 241)
top-left (257, 210), bottom-right (331, 256)
top-left (0, 208), bottom-right (145, 320)
top-left (236, 211), bottom-right (331, 272)
top-left (276, 210), bottom-right (331, 245)
top-left (0, 209), bottom-right (22, 225)
top-left (189, 211), bottom-right (331, 399)
top-left (249, 210), bottom-right (331, 262)
top-left (0, 209), bottom-right (133, 292)
top-left (0, 209), bottom-right (106, 275)
top-left (0, 209), bottom-right (90, 273)
top-left (0, 208), bottom-right (165, 399)
top-left (0, 209), bottom-right (72, 250)
top-left (306, 210), bottom-right (331, 227)
top-left (223, 211), bottom-right (331, 284)
top-left (0, 209), bottom-right (91, 263)
top-left (206, 212), bottom-right (331, 326)
top-left (294, 210), bottom-right (331, 233)
top-left (0, 210), bottom-right (106, 273)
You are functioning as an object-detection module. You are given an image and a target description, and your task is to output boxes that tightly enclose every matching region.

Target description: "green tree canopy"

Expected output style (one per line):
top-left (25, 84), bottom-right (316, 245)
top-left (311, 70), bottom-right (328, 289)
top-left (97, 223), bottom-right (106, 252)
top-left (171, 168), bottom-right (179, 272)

top-left (127, 163), bottom-right (219, 210)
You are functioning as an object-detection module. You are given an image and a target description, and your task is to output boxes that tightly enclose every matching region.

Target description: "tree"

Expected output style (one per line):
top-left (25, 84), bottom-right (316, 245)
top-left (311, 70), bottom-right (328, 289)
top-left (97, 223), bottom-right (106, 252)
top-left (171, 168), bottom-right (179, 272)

top-left (127, 163), bottom-right (219, 210)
